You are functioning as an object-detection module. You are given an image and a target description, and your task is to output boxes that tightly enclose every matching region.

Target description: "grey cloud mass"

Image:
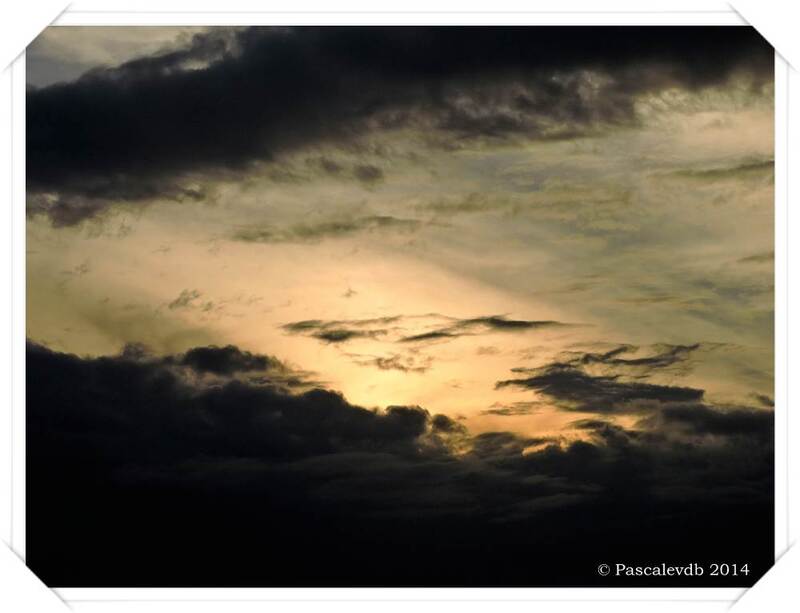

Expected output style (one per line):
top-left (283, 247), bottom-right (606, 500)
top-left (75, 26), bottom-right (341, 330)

top-left (27, 26), bottom-right (772, 225)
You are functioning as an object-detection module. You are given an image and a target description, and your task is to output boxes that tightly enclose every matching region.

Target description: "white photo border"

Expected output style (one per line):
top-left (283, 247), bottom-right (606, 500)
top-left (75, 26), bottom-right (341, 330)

top-left (5, 2), bottom-right (793, 608)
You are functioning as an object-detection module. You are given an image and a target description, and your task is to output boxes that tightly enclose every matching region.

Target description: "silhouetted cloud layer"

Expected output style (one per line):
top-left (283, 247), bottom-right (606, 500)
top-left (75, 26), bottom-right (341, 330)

top-left (497, 365), bottom-right (704, 413)
top-left (282, 314), bottom-right (572, 348)
top-left (497, 344), bottom-right (712, 413)
top-left (399, 315), bottom-right (573, 343)
top-left (27, 26), bottom-right (772, 224)
top-left (27, 341), bottom-right (773, 586)
top-left (282, 316), bottom-right (400, 344)
top-left (574, 343), bottom-right (700, 371)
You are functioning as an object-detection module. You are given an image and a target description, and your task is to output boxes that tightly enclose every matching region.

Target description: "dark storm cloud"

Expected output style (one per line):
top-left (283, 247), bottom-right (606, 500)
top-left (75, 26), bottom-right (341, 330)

top-left (639, 403), bottom-right (773, 440)
top-left (27, 340), bottom-right (433, 463)
top-left (28, 26), bottom-right (772, 225)
top-left (520, 414), bottom-right (772, 506)
top-left (27, 340), bottom-right (774, 586)
top-left (232, 215), bottom-right (421, 244)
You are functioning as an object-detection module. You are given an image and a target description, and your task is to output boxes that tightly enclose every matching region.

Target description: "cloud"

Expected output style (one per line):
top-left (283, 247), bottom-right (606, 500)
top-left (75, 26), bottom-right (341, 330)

top-left (420, 192), bottom-right (505, 216)
top-left (26, 183), bottom-right (207, 228)
top-left (399, 315), bottom-right (573, 343)
top-left (497, 365), bottom-right (704, 413)
top-left (565, 343), bottom-right (702, 378)
top-left (178, 344), bottom-right (282, 375)
top-left (316, 329), bottom-right (382, 343)
top-left (232, 215), bottom-right (421, 244)
top-left (282, 316), bottom-right (400, 344)
top-left (481, 401), bottom-right (544, 417)
top-left (399, 330), bottom-right (459, 342)
top-left (638, 403), bottom-right (773, 440)
top-left (495, 341), bottom-right (776, 471)
top-left (497, 344), bottom-right (708, 413)
top-left (124, 341), bottom-right (319, 391)
top-left (752, 393), bottom-right (774, 408)
top-left (353, 164), bottom-right (384, 185)
top-left (27, 340), bottom-right (773, 586)
top-left (308, 155), bottom-right (344, 175)
top-left (525, 414), bottom-right (772, 507)
top-left (282, 313), bottom-right (573, 347)
top-left (167, 288), bottom-right (202, 310)
top-left (305, 157), bottom-right (385, 185)
top-left (663, 159), bottom-right (774, 182)
top-left (738, 251), bottom-right (774, 265)
top-left (349, 353), bottom-right (433, 373)
top-left (27, 26), bottom-right (772, 225)
top-left (26, 26), bottom-right (216, 88)
top-left (27, 340), bottom-right (433, 465)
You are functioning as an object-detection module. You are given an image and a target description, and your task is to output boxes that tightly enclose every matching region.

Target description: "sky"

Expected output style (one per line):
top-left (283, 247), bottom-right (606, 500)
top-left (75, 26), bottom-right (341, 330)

top-left (25, 26), bottom-right (775, 587)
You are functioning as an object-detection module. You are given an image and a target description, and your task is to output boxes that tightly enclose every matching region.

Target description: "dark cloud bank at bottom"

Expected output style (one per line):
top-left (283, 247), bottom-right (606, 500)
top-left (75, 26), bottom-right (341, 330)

top-left (27, 342), bottom-right (773, 587)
